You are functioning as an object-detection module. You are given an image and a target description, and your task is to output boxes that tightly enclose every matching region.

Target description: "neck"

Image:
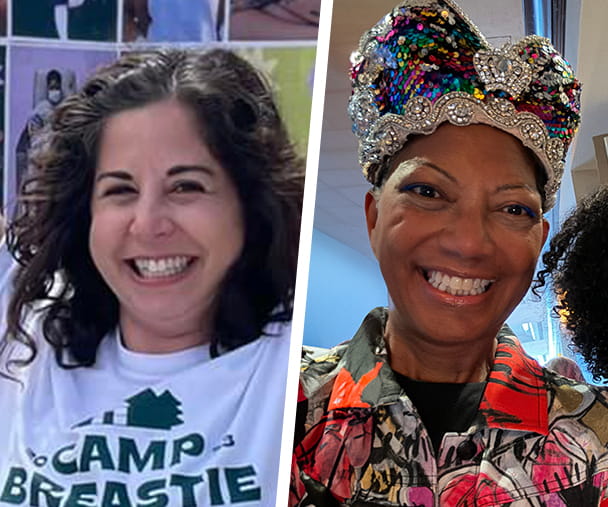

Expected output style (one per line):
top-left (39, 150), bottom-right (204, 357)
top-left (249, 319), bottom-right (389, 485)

top-left (384, 315), bottom-right (497, 383)
top-left (119, 312), bottom-right (212, 354)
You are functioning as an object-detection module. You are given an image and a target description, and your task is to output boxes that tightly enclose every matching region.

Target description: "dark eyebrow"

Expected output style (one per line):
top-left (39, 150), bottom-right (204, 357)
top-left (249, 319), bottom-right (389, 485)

top-left (167, 165), bottom-right (215, 177)
top-left (95, 165), bottom-right (215, 183)
top-left (495, 183), bottom-right (538, 194)
top-left (95, 171), bottom-right (133, 183)
top-left (419, 163), bottom-right (537, 194)
top-left (418, 161), bottom-right (457, 183)
top-left (422, 167), bottom-right (537, 194)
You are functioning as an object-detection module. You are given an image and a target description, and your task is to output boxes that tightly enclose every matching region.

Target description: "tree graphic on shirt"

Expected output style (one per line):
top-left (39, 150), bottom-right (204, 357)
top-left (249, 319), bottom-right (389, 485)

top-left (71, 388), bottom-right (185, 430)
top-left (125, 388), bottom-right (184, 429)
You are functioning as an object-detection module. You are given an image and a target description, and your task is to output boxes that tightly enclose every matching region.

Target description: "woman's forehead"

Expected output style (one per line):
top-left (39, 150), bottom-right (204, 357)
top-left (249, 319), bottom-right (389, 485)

top-left (381, 124), bottom-right (543, 187)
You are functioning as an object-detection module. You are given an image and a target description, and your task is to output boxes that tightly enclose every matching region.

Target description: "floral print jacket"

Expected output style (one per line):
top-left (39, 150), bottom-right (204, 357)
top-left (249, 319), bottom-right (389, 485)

top-left (291, 308), bottom-right (608, 506)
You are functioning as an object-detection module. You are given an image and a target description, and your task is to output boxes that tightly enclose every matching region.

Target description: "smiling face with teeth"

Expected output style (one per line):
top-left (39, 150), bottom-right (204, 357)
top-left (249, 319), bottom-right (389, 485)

top-left (89, 99), bottom-right (244, 353)
top-left (365, 124), bottom-right (549, 377)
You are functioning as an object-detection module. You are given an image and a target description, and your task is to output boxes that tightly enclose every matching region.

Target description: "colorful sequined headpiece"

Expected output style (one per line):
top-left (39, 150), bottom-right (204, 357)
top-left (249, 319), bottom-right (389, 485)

top-left (349, 0), bottom-right (581, 210)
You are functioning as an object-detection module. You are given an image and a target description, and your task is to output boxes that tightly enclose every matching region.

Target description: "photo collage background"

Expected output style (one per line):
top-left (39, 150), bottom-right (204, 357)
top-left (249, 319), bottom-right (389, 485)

top-left (0, 0), bottom-right (318, 212)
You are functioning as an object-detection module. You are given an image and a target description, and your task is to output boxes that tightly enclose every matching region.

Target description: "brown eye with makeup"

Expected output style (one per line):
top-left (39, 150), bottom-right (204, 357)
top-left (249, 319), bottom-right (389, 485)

top-left (400, 183), bottom-right (441, 199)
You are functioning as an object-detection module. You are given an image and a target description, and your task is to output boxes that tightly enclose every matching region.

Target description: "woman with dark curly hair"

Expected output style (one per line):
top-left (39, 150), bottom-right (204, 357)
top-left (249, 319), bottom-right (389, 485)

top-left (0, 48), bottom-right (303, 505)
top-left (535, 185), bottom-right (608, 382)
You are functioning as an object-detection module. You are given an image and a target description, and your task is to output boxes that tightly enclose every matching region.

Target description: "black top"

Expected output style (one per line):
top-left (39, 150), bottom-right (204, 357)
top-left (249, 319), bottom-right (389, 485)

top-left (394, 372), bottom-right (486, 455)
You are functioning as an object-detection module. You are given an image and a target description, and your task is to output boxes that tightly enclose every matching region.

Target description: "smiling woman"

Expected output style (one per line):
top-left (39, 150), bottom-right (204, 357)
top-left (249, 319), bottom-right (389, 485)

top-left (0, 49), bottom-right (303, 506)
top-left (89, 99), bottom-right (245, 354)
top-left (365, 125), bottom-right (549, 382)
top-left (291, 0), bottom-right (608, 506)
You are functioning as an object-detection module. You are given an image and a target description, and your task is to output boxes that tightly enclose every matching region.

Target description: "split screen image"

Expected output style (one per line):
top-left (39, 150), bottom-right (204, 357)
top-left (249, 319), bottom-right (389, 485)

top-left (1, 0), bottom-right (608, 506)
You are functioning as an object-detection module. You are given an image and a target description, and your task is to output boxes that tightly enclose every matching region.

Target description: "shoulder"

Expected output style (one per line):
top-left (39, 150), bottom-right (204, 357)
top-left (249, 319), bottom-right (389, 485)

top-left (0, 246), bottom-right (56, 374)
top-left (299, 307), bottom-right (389, 409)
top-left (300, 340), bottom-right (350, 397)
top-left (256, 319), bottom-right (291, 353)
top-left (0, 242), bottom-right (17, 304)
top-left (231, 320), bottom-right (292, 368)
top-left (544, 369), bottom-right (608, 449)
top-left (262, 319), bottom-right (292, 340)
top-left (296, 341), bottom-right (352, 436)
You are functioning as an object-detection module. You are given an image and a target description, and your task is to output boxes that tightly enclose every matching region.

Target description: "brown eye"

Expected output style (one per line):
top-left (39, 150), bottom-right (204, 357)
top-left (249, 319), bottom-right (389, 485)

top-left (502, 204), bottom-right (536, 218)
top-left (102, 185), bottom-right (137, 197)
top-left (173, 181), bottom-right (206, 193)
top-left (400, 183), bottom-right (440, 199)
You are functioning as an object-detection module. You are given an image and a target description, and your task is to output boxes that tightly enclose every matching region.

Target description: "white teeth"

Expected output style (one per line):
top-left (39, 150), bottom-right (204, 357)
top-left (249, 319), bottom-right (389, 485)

top-left (133, 256), bottom-right (191, 279)
top-left (426, 270), bottom-right (493, 296)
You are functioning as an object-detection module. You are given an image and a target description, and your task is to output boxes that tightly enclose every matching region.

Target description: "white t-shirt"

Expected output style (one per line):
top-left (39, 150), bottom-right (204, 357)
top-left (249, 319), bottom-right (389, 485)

top-left (0, 244), bottom-right (291, 506)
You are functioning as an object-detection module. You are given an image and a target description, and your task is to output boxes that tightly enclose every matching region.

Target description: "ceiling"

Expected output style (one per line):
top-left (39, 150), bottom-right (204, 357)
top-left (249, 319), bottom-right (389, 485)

top-left (313, 0), bottom-right (607, 258)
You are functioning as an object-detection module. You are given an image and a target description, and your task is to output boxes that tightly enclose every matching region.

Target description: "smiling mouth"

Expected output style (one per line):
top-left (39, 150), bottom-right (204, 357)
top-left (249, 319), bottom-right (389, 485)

top-left (424, 269), bottom-right (494, 296)
top-left (128, 256), bottom-right (195, 279)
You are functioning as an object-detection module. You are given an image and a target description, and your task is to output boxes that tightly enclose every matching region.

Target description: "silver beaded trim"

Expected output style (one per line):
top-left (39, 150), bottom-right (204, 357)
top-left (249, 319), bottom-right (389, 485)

top-left (473, 46), bottom-right (533, 98)
top-left (351, 90), bottom-right (564, 209)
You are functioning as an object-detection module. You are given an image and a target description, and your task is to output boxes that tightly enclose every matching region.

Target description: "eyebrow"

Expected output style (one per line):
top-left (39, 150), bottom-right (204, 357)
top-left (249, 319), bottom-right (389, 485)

top-left (167, 165), bottom-right (215, 177)
top-left (95, 165), bottom-right (215, 183)
top-left (95, 170), bottom-right (132, 183)
top-left (394, 160), bottom-right (538, 195)
top-left (421, 161), bottom-right (457, 183)
top-left (495, 183), bottom-right (538, 194)
top-left (390, 160), bottom-right (456, 185)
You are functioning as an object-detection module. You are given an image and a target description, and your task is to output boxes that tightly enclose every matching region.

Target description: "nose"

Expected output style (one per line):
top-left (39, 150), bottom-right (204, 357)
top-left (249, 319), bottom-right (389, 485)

top-left (437, 205), bottom-right (494, 261)
top-left (128, 194), bottom-right (175, 240)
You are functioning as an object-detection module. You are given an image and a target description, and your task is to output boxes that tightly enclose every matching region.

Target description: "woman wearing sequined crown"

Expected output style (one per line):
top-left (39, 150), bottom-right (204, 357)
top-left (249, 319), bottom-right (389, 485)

top-left (291, 1), bottom-right (608, 506)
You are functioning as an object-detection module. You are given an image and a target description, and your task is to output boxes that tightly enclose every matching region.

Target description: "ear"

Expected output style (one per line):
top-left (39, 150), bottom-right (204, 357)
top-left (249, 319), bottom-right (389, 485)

top-left (541, 218), bottom-right (550, 247)
top-left (364, 190), bottom-right (379, 256)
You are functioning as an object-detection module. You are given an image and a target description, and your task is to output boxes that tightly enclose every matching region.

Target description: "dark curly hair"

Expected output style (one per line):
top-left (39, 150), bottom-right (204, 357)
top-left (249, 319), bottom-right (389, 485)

top-left (3, 48), bottom-right (304, 370)
top-left (534, 185), bottom-right (608, 380)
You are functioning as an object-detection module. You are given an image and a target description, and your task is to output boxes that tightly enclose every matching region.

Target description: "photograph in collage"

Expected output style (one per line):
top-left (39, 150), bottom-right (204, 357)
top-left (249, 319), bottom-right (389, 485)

top-left (0, 0), bottom-right (5, 36)
top-left (13, 0), bottom-right (59, 38)
top-left (7, 46), bottom-right (116, 210)
top-left (123, 0), bottom-right (225, 42)
top-left (0, 48), bottom-right (4, 210)
top-left (13, 0), bottom-right (117, 41)
top-left (230, 0), bottom-right (319, 40)
top-left (237, 46), bottom-right (315, 153)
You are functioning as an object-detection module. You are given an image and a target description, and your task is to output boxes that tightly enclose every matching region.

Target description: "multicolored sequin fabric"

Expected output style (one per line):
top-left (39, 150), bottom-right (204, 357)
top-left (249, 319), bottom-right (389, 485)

top-left (349, 0), bottom-right (581, 210)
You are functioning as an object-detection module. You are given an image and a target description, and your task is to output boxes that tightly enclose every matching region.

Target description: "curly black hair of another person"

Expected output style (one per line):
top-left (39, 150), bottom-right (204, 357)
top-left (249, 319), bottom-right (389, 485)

top-left (534, 185), bottom-right (608, 380)
top-left (4, 48), bottom-right (304, 370)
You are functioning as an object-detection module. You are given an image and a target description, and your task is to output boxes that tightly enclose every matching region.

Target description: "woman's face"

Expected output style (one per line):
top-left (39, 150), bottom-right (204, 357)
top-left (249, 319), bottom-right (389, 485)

top-left (89, 99), bottom-right (244, 345)
top-left (365, 123), bottom-right (549, 346)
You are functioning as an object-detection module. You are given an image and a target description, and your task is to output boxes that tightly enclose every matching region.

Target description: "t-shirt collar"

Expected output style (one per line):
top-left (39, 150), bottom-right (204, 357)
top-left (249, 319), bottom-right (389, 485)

top-left (328, 308), bottom-right (549, 436)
